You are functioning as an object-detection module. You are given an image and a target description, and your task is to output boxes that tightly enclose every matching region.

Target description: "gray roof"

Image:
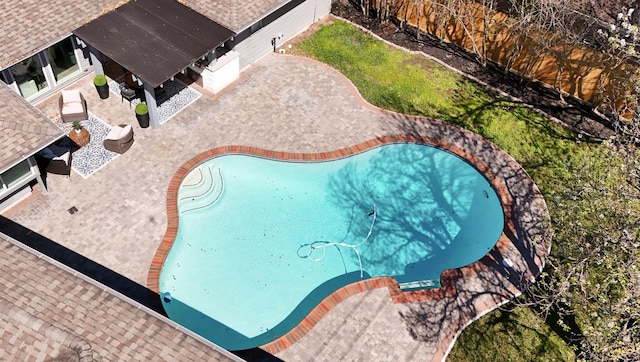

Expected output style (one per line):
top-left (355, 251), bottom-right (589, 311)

top-left (0, 234), bottom-right (239, 361)
top-left (0, 82), bottom-right (63, 173)
top-left (180, 0), bottom-right (288, 32)
top-left (75, 0), bottom-right (234, 88)
top-left (0, 0), bottom-right (126, 69)
top-left (0, 0), bottom-right (288, 68)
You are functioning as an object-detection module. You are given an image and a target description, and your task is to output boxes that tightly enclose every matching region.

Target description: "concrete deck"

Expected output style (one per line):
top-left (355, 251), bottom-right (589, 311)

top-left (4, 52), bottom-right (550, 361)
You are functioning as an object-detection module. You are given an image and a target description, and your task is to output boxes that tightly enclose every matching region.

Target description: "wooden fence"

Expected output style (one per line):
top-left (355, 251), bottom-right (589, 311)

top-left (387, 1), bottom-right (635, 110)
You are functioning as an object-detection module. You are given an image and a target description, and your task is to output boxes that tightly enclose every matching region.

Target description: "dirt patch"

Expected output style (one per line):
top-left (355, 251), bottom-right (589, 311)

top-left (295, 2), bottom-right (617, 140)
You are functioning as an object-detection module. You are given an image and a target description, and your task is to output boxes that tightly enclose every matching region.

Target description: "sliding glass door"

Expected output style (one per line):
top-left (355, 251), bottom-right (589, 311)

top-left (10, 54), bottom-right (47, 99)
top-left (4, 36), bottom-right (81, 99)
top-left (48, 37), bottom-right (80, 82)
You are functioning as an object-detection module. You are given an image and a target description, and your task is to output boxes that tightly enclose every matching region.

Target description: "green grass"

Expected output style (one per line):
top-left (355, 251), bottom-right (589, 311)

top-left (297, 22), bottom-right (462, 117)
top-left (447, 308), bottom-right (576, 362)
top-left (296, 21), bottom-right (583, 186)
top-left (292, 20), bottom-right (640, 360)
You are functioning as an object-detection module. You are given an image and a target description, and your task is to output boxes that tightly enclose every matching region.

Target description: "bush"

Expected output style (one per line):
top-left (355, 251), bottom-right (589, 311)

top-left (135, 103), bottom-right (148, 115)
top-left (93, 74), bottom-right (107, 86)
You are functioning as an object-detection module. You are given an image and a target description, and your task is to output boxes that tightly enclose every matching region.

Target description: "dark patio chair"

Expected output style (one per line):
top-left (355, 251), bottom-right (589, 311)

top-left (38, 144), bottom-right (72, 176)
top-left (119, 83), bottom-right (137, 108)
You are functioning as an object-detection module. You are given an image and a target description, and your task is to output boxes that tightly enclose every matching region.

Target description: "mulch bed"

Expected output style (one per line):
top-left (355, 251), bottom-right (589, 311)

top-left (331, 1), bottom-right (617, 140)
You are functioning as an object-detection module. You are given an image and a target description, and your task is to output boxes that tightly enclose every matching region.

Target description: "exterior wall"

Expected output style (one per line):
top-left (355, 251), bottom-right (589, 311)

top-left (202, 50), bottom-right (240, 94)
top-left (234, 0), bottom-right (331, 71)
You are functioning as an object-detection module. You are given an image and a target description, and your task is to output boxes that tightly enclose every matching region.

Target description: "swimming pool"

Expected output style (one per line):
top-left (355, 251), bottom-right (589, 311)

top-left (159, 143), bottom-right (504, 350)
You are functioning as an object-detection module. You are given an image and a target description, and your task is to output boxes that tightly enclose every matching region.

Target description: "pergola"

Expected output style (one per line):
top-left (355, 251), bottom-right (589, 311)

top-left (74, 0), bottom-right (234, 128)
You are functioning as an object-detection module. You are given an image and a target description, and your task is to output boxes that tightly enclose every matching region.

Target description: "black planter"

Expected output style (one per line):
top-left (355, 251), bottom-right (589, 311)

top-left (95, 84), bottom-right (110, 99)
top-left (136, 113), bottom-right (150, 128)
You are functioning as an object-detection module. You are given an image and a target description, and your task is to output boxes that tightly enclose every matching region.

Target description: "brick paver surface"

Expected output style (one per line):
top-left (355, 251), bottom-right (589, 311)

top-left (4, 53), bottom-right (550, 361)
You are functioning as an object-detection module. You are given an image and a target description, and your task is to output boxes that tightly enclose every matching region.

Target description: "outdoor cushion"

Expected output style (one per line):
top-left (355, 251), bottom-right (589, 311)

top-left (62, 101), bottom-right (84, 114)
top-left (61, 89), bottom-right (82, 103)
top-left (105, 124), bottom-right (132, 140)
top-left (103, 124), bottom-right (134, 154)
top-left (39, 147), bottom-right (56, 159)
top-left (52, 150), bottom-right (70, 163)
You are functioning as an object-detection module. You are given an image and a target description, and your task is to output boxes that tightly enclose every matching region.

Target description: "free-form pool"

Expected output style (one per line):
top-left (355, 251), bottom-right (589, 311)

top-left (159, 143), bottom-right (504, 350)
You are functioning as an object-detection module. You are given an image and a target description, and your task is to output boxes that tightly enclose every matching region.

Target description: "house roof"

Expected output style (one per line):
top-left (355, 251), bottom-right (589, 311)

top-left (0, 0), bottom-right (287, 70)
top-left (0, 0), bottom-right (127, 69)
top-left (179, 0), bottom-right (288, 32)
top-left (0, 83), bottom-right (64, 174)
top-left (74, 0), bottom-right (234, 88)
top-left (0, 234), bottom-right (239, 361)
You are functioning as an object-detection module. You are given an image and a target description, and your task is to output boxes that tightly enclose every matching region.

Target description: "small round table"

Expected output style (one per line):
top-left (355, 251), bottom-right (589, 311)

top-left (69, 128), bottom-right (91, 147)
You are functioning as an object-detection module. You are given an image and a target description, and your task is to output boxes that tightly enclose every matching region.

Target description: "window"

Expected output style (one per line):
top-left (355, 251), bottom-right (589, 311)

top-left (0, 160), bottom-right (33, 192)
top-left (48, 37), bottom-right (79, 82)
top-left (7, 36), bottom-right (81, 99)
top-left (10, 54), bottom-right (47, 98)
top-left (250, 21), bottom-right (262, 34)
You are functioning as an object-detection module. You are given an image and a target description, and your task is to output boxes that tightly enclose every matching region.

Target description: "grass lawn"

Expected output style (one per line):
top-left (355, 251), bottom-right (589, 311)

top-left (290, 19), bottom-right (639, 361)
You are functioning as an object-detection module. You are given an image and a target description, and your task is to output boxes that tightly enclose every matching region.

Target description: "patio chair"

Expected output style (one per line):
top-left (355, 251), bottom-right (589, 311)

top-left (103, 124), bottom-right (134, 154)
top-left (59, 89), bottom-right (88, 123)
top-left (119, 83), bottom-right (137, 108)
top-left (39, 144), bottom-right (72, 176)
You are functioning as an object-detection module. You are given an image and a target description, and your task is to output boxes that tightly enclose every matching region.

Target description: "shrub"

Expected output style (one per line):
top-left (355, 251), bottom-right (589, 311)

top-left (93, 74), bottom-right (107, 87)
top-left (135, 103), bottom-right (149, 115)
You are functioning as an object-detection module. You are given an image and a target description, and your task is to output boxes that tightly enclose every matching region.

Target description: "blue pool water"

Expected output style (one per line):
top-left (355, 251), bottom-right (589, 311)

top-left (159, 144), bottom-right (504, 350)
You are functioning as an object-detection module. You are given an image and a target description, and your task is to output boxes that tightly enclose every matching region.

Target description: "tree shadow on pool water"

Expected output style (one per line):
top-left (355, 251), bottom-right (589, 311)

top-left (325, 143), bottom-right (503, 285)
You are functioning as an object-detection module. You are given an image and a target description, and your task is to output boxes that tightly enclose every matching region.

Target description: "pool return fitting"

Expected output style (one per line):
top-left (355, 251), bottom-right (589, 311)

top-left (305, 204), bottom-right (376, 278)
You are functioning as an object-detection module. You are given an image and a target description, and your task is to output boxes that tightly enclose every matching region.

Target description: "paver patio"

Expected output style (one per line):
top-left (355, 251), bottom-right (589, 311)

top-left (4, 53), bottom-right (550, 361)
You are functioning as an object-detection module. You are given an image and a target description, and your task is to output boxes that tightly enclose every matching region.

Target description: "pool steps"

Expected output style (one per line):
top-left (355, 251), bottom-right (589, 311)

top-left (178, 165), bottom-right (224, 213)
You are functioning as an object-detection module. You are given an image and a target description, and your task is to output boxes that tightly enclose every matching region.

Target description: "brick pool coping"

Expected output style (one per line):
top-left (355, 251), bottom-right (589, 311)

top-left (147, 128), bottom-right (546, 355)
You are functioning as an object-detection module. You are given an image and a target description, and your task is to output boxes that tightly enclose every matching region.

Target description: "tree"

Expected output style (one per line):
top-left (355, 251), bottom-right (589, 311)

top-left (511, 6), bottom-right (640, 360)
top-left (421, 0), bottom-right (499, 66)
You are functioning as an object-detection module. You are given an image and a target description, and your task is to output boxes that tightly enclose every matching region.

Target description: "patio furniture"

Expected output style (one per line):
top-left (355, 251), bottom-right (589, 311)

top-left (39, 144), bottom-right (72, 176)
top-left (103, 124), bottom-right (134, 154)
top-left (59, 89), bottom-right (88, 123)
top-left (139, 85), bottom-right (167, 103)
top-left (68, 127), bottom-right (91, 148)
top-left (119, 83), bottom-right (137, 108)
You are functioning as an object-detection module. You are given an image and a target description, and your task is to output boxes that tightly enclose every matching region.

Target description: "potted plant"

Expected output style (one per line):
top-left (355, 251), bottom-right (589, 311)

top-left (93, 74), bottom-right (109, 99)
top-left (72, 121), bottom-right (83, 133)
top-left (135, 102), bottom-right (150, 128)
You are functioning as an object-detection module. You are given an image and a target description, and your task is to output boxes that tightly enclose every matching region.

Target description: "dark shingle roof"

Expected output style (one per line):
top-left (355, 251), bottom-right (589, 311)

top-left (0, 83), bottom-right (63, 173)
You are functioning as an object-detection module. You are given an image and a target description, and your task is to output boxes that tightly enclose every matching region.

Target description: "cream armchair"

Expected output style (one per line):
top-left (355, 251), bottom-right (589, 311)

top-left (59, 89), bottom-right (88, 123)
